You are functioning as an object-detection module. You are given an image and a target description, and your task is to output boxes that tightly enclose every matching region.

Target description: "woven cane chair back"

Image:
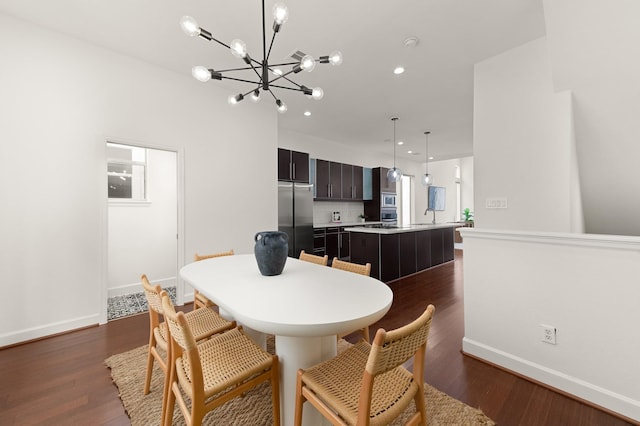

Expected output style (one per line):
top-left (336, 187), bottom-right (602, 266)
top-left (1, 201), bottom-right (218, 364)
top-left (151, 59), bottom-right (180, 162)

top-left (299, 250), bottom-right (329, 266)
top-left (332, 258), bottom-right (371, 276)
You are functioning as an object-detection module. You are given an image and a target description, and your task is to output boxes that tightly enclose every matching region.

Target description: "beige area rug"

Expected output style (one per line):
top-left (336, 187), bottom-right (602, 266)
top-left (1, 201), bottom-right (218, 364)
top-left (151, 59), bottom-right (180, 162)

top-left (106, 339), bottom-right (495, 425)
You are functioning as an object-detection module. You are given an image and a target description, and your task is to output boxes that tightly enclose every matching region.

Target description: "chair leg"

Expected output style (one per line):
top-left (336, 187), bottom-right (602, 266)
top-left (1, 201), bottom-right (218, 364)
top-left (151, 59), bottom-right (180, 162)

top-left (293, 369), bottom-right (305, 426)
top-left (270, 356), bottom-right (281, 426)
top-left (413, 386), bottom-right (427, 426)
top-left (144, 337), bottom-right (156, 395)
top-left (362, 326), bottom-right (370, 343)
top-left (162, 364), bottom-right (178, 426)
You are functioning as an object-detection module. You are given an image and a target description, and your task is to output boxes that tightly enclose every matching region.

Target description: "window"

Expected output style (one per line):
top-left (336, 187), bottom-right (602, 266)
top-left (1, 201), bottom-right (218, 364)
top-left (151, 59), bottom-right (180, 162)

top-left (107, 143), bottom-right (147, 200)
top-left (455, 165), bottom-right (461, 221)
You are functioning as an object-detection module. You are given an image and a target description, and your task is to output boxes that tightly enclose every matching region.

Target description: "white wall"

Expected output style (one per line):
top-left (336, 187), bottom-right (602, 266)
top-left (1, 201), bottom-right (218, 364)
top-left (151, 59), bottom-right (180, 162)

top-left (473, 37), bottom-right (580, 233)
top-left (416, 159), bottom-right (461, 224)
top-left (461, 229), bottom-right (640, 422)
top-left (543, 0), bottom-right (640, 236)
top-left (0, 13), bottom-right (277, 346)
top-left (108, 148), bottom-right (177, 297)
top-left (466, 16), bottom-right (640, 420)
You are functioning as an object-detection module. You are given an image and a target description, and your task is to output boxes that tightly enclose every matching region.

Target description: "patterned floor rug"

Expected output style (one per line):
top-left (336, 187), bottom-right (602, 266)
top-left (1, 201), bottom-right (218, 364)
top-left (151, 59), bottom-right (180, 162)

top-left (106, 341), bottom-right (495, 425)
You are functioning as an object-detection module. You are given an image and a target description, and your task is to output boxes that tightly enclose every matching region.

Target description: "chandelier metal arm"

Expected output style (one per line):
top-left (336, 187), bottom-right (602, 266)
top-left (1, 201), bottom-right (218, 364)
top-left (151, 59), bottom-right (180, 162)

top-left (266, 32), bottom-right (277, 63)
top-left (219, 76), bottom-right (263, 85)
top-left (216, 65), bottom-right (255, 73)
top-left (268, 61), bottom-right (299, 67)
top-left (269, 83), bottom-right (309, 92)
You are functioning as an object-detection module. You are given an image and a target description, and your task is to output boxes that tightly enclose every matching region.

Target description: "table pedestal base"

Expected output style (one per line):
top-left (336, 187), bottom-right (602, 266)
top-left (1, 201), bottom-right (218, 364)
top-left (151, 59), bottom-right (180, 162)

top-left (276, 335), bottom-right (336, 426)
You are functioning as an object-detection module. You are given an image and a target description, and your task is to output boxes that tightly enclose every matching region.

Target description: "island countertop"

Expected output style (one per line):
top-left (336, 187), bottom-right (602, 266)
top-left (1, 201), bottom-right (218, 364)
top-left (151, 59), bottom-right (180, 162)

top-left (344, 223), bottom-right (460, 234)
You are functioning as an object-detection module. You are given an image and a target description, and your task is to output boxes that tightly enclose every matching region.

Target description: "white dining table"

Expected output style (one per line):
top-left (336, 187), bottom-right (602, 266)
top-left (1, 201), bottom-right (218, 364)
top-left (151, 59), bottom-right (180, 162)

top-left (180, 254), bottom-right (393, 426)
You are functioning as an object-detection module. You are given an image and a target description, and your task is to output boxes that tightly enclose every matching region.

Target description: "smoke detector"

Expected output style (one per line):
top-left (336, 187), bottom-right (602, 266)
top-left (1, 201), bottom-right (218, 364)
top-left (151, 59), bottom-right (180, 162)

top-left (403, 36), bottom-right (419, 48)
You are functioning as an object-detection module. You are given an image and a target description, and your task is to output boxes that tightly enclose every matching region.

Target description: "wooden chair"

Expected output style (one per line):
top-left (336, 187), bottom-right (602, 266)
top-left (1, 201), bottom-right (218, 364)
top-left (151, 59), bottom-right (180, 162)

top-left (193, 249), bottom-right (234, 310)
top-left (299, 250), bottom-right (329, 266)
top-left (294, 304), bottom-right (436, 426)
top-left (141, 274), bottom-right (236, 420)
top-left (332, 258), bottom-right (373, 342)
top-left (161, 293), bottom-right (281, 426)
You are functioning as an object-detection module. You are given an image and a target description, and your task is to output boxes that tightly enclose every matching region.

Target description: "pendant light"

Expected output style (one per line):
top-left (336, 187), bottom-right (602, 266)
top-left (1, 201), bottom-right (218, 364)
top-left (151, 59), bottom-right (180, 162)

top-left (421, 131), bottom-right (433, 186)
top-left (387, 117), bottom-right (403, 183)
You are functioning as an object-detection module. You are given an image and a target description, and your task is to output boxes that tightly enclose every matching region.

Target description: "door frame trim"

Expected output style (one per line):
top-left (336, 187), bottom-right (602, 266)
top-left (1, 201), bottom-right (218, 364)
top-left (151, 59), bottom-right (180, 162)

top-left (100, 137), bottom-right (185, 323)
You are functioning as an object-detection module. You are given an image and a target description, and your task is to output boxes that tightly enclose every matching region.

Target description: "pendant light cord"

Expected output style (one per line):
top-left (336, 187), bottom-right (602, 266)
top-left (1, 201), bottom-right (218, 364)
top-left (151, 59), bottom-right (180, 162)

top-left (424, 131), bottom-right (430, 174)
top-left (392, 117), bottom-right (398, 168)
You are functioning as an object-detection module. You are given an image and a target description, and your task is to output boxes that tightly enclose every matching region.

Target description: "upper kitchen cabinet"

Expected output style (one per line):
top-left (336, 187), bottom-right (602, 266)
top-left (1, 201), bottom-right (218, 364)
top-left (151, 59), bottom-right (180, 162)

top-left (341, 164), bottom-right (363, 201)
top-left (278, 148), bottom-right (309, 183)
top-left (371, 167), bottom-right (397, 196)
top-left (315, 159), bottom-right (342, 199)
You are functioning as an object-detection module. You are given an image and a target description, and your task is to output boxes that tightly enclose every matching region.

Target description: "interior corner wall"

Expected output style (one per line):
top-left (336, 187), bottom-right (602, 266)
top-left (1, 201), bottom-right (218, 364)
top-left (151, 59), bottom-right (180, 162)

top-left (543, 0), bottom-right (640, 236)
top-left (0, 13), bottom-right (277, 346)
top-left (473, 37), bottom-right (576, 233)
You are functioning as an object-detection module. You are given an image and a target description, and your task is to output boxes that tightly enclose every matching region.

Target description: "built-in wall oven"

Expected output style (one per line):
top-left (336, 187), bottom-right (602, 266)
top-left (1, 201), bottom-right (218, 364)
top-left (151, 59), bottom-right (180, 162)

top-left (381, 208), bottom-right (398, 224)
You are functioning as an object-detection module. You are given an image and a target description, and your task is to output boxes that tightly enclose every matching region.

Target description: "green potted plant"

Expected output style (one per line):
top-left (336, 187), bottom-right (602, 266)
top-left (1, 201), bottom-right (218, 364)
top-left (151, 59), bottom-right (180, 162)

top-left (358, 213), bottom-right (366, 223)
top-left (462, 208), bottom-right (474, 222)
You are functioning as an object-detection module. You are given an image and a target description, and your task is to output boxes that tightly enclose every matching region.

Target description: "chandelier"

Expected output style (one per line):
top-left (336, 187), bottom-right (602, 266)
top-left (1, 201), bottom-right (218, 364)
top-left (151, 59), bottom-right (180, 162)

top-left (180, 1), bottom-right (343, 113)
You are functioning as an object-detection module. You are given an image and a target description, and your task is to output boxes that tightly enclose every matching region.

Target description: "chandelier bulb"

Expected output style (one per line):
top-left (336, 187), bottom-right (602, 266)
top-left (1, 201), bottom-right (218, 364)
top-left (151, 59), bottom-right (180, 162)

top-left (228, 93), bottom-right (244, 105)
top-left (250, 89), bottom-right (261, 103)
top-left (272, 3), bottom-right (289, 25)
top-left (191, 66), bottom-right (211, 82)
top-left (180, 16), bottom-right (201, 37)
top-left (421, 173), bottom-right (432, 186)
top-left (311, 87), bottom-right (324, 100)
top-left (329, 50), bottom-right (343, 66)
top-left (230, 39), bottom-right (248, 59)
top-left (276, 99), bottom-right (288, 113)
top-left (300, 55), bottom-right (316, 72)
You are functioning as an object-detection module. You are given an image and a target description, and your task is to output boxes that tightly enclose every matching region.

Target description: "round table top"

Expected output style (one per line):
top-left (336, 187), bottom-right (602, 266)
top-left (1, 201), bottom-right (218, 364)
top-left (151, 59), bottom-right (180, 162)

top-left (180, 254), bottom-right (393, 337)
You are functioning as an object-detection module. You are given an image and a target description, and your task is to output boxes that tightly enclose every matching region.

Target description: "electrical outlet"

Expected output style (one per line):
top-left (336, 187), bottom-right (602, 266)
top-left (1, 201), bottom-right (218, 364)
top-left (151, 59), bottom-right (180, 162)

top-left (540, 324), bottom-right (557, 345)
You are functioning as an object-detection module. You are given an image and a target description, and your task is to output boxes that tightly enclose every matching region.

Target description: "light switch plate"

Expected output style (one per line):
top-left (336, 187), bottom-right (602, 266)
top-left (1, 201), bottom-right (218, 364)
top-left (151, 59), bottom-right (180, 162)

top-left (486, 197), bottom-right (508, 209)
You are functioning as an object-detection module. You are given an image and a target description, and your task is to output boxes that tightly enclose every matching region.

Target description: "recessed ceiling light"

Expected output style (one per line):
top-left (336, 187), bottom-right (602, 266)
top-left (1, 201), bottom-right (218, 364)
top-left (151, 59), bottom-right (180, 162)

top-left (397, 141), bottom-right (404, 145)
top-left (429, 156), bottom-right (434, 160)
top-left (304, 111), bottom-right (311, 117)
top-left (407, 150), bottom-right (413, 154)
top-left (393, 66), bottom-right (405, 75)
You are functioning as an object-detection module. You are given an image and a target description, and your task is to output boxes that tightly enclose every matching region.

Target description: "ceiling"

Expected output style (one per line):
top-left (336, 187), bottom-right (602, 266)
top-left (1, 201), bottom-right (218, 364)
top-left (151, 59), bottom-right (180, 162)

top-left (0, 0), bottom-right (546, 163)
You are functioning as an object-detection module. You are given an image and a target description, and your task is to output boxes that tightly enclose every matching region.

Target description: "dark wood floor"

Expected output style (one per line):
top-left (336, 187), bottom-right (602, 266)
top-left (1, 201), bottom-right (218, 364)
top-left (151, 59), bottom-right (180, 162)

top-left (0, 250), bottom-right (634, 425)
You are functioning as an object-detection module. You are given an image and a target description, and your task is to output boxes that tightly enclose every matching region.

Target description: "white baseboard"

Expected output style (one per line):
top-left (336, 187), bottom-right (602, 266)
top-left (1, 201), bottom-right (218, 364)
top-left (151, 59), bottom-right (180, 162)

top-left (0, 314), bottom-right (100, 348)
top-left (462, 337), bottom-right (640, 422)
top-left (108, 276), bottom-right (176, 298)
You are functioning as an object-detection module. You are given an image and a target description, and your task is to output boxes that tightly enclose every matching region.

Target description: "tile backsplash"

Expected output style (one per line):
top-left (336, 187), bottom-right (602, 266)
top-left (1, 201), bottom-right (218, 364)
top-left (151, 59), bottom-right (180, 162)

top-left (313, 201), bottom-right (365, 224)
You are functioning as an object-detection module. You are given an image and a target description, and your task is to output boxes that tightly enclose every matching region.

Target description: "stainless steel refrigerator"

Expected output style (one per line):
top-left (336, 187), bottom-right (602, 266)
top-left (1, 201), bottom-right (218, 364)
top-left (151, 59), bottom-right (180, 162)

top-left (278, 181), bottom-right (314, 258)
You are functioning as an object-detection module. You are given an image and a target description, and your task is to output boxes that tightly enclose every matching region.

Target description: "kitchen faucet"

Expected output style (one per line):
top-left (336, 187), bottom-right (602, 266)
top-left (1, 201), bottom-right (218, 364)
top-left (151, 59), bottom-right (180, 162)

top-left (424, 208), bottom-right (436, 224)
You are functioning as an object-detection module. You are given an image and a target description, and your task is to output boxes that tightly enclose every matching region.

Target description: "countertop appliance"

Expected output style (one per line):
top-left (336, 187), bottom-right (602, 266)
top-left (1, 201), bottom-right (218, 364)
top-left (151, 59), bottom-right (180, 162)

top-left (278, 181), bottom-right (314, 258)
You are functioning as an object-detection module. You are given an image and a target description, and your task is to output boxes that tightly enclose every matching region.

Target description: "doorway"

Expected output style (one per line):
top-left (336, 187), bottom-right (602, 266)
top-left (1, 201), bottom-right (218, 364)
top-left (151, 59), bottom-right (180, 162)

top-left (399, 174), bottom-right (414, 226)
top-left (104, 141), bottom-right (182, 321)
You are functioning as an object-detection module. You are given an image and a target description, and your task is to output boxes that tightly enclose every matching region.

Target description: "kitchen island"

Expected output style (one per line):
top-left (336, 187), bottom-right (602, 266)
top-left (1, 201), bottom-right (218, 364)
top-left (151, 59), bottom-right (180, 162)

top-left (345, 223), bottom-right (457, 282)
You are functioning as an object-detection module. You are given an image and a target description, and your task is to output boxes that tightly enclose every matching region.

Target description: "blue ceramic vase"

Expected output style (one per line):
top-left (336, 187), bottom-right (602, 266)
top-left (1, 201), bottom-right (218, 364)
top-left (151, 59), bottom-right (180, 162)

top-left (254, 231), bottom-right (288, 276)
